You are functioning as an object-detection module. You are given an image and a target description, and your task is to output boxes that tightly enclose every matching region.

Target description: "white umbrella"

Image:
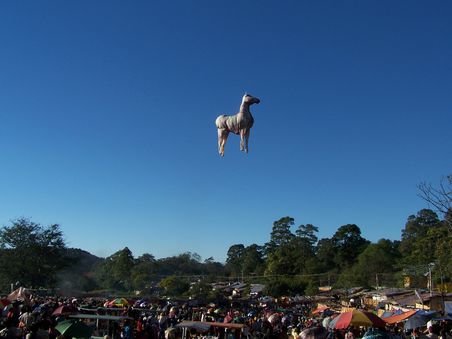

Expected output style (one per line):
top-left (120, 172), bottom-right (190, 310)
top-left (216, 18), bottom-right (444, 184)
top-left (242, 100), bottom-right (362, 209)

top-left (322, 316), bottom-right (332, 328)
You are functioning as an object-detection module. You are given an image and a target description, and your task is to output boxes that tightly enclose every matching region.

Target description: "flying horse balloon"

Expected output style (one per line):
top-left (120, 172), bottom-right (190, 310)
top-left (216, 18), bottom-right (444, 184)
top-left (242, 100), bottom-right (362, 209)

top-left (215, 93), bottom-right (260, 156)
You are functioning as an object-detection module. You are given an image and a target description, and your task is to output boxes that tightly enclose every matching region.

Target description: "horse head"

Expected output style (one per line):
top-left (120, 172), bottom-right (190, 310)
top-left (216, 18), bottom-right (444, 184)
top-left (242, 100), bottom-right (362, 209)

top-left (242, 93), bottom-right (260, 105)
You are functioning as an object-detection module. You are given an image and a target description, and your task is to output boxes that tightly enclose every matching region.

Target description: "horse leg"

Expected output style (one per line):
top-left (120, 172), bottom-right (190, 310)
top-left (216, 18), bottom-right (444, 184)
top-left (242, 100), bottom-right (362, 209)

top-left (218, 129), bottom-right (229, 156)
top-left (220, 132), bottom-right (229, 156)
top-left (240, 129), bottom-right (246, 152)
top-left (244, 129), bottom-right (250, 153)
top-left (240, 129), bottom-right (250, 153)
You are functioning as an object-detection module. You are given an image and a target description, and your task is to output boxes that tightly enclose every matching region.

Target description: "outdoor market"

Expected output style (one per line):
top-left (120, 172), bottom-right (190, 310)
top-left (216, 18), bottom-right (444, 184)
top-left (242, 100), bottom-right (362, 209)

top-left (0, 286), bottom-right (451, 339)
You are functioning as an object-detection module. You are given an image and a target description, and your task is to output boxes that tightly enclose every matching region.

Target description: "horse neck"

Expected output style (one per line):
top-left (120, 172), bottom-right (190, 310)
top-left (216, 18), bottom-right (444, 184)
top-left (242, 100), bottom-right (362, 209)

top-left (239, 102), bottom-right (251, 115)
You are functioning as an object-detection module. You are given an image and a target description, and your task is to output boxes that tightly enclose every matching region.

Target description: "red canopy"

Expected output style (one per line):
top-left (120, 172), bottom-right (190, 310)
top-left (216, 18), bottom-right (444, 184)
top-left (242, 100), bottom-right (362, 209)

top-left (52, 304), bottom-right (78, 316)
top-left (312, 305), bottom-right (330, 315)
top-left (383, 309), bottom-right (417, 324)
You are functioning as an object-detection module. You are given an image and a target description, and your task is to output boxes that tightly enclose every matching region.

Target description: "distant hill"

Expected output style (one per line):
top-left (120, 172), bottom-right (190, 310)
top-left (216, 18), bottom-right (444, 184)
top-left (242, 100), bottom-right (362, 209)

top-left (65, 248), bottom-right (104, 272)
top-left (56, 248), bottom-right (104, 294)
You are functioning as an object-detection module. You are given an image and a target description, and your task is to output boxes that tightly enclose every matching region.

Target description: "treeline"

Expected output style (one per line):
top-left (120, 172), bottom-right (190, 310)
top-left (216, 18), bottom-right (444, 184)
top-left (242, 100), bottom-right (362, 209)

top-left (224, 210), bottom-right (450, 295)
top-left (0, 207), bottom-right (450, 298)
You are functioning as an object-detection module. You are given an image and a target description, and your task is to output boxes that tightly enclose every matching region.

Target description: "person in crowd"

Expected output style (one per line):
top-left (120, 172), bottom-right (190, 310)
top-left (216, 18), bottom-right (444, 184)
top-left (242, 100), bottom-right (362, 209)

top-left (19, 305), bottom-right (34, 333)
top-left (121, 320), bottom-right (133, 339)
top-left (344, 327), bottom-right (355, 339)
top-left (6, 303), bottom-right (20, 328)
top-left (412, 328), bottom-right (427, 339)
top-left (25, 323), bottom-right (39, 339)
top-left (427, 326), bottom-right (439, 339)
top-left (439, 321), bottom-right (451, 339)
top-left (0, 318), bottom-right (21, 339)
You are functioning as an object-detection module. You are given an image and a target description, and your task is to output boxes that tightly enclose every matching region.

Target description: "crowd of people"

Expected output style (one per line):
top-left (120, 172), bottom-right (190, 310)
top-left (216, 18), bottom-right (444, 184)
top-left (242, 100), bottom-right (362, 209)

top-left (0, 294), bottom-right (450, 339)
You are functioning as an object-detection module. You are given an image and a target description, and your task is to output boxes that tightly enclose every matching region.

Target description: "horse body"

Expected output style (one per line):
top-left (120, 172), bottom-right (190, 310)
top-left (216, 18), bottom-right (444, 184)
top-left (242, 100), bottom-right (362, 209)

top-left (215, 93), bottom-right (260, 156)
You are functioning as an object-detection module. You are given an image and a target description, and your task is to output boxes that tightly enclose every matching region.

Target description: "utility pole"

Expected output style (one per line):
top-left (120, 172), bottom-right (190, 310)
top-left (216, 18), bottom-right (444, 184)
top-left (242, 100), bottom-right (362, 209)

top-left (428, 263), bottom-right (435, 296)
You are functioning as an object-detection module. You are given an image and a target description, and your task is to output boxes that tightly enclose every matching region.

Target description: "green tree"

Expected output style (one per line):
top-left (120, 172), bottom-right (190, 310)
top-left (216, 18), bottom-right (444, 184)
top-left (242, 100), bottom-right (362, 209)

top-left (265, 234), bottom-right (318, 276)
top-left (96, 247), bottom-right (135, 291)
top-left (226, 244), bottom-right (265, 278)
top-left (332, 224), bottom-right (370, 270)
top-left (265, 244), bottom-right (298, 276)
top-left (315, 238), bottom-right (336, 273)
top-left (400, 209), bottom-right (442, 265)
top-left (264, 276), bottom-right (307, 297)
top-left (131, 253), bottom-right (157, 291)
top-left (351, 239), bottom-right (401, 287)
top-left (241, 244), bottom-right (265, 276)
top-left (188, 279), bottom-right (212, 301)
top-left (265, 217), bottom-right (295, 255)
top-left (225, 244), bottom-right (245, 277)
top-left (434, 230), bottom-right (452, 285)
top-left (293, 224), bottom-right (319, 274)
top-left (295, 224), bottom-right (319, 246)
top-left (159, 275), bottom-right (190, 297)
top-left (264, 218), bottom-right (303, 276)
top-left (203, 257), bottom-right (225, 277)
top-left (0, 218), bottom-right (69, 289)
top-left (157, 252), bottom-right (203, 276)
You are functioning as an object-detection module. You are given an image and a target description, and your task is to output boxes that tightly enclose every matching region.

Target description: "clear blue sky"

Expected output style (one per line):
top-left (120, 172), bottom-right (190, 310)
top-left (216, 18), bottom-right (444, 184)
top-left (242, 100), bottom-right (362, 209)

top-left (1, 1), bottom-right (451, 262)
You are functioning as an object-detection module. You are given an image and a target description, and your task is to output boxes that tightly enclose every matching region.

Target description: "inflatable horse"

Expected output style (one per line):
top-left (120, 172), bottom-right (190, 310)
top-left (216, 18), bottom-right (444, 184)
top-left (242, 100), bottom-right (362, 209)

top-left (215, 93), bottom-right (260, 156)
